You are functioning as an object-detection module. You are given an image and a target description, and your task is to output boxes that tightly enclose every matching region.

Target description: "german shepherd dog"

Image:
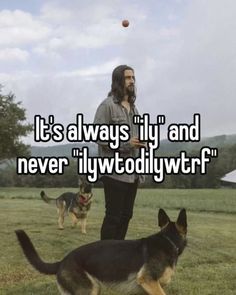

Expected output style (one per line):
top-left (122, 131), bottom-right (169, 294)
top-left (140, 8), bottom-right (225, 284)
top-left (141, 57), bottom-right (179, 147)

top-left (40, 177), bottom-right (93, 233)
top-left (15, 209), bottom-right (187, 295)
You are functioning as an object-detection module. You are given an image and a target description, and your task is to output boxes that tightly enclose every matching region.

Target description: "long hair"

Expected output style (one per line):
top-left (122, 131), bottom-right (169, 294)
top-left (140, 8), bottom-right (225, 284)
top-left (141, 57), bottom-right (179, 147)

top-left (108, 65), bottom-right (136, 104)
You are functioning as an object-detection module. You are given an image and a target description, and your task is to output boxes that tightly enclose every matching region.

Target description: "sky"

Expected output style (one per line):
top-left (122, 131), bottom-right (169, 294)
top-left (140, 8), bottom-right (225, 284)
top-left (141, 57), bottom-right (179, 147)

top-left (0, 0), bottom-right (235, 146)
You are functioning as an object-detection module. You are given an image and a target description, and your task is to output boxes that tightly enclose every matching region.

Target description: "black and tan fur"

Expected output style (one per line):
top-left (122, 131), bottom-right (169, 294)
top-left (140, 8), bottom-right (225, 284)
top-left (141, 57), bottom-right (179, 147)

top-left (15, 209), bottom-right (187, 295)
top-left (41, 177), bottom-right (93, 233)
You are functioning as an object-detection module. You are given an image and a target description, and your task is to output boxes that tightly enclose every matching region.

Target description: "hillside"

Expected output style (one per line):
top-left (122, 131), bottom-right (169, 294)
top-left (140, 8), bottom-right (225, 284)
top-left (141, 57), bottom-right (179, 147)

top-left (158, 134), bottom-right (236, 154)
top-left (31, 134), bottom-right (236, 157)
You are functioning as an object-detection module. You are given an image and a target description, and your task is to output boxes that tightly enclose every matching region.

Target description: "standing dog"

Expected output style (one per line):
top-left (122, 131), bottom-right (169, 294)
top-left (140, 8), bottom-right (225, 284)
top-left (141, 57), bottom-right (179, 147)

top-left (40, 177), bottom-right (93, 233)
top-left (15, 208), bottom-right (187, 295)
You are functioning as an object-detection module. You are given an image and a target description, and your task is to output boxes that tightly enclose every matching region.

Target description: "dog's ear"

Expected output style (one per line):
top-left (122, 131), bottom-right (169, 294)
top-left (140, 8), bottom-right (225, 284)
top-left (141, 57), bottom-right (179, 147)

top-left (158, 208), bottom-right (170, 228)
top-left (176, 208), bottom-right (187, 234)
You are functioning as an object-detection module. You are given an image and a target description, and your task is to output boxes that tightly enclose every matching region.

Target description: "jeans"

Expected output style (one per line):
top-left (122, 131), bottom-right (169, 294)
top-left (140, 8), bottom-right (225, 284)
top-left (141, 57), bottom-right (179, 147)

top-left (100, 176), bottom-right (138, 240)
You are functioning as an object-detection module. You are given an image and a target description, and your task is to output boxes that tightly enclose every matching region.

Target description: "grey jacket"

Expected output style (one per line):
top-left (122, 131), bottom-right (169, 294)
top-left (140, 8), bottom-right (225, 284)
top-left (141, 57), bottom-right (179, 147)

top-left (93, 95), bottom-right (144, 183)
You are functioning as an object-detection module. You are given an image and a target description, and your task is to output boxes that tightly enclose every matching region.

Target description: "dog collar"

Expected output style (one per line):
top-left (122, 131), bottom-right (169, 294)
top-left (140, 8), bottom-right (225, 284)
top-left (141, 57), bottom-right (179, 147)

top-left (162, 235), bottom-right (179, 254)
top-left (78, 194), bottom-right (92, 205)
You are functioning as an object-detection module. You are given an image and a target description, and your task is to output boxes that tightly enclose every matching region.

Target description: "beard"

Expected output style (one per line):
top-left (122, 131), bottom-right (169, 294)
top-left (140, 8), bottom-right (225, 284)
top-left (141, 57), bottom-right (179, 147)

top-left (125, 84), bottom-right (135, 98)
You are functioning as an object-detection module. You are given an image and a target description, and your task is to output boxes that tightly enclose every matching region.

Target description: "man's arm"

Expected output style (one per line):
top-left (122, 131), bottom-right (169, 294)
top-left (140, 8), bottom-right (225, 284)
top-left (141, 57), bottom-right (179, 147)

top-left (93, 102), bottom-right (144, 153)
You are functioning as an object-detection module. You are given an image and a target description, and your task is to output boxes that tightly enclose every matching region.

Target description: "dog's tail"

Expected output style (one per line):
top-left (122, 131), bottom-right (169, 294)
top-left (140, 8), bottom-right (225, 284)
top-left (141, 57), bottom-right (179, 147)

top-left (15, 230), bottom-right (60, 275)
top-left (40, 190), bottom-right (56, 204)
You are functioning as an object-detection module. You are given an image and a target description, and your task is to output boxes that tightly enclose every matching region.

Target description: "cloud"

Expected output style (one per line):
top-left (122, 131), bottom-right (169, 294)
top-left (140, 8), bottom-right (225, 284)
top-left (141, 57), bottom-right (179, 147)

top-left (56, 58), bottom-right (121, 78)
top-left (37, 1), bottom-right (147, 51)
top-left (0, 9), bottom-right (51, 47)
top-left (0, 2), bottom-right (147, 59)
top-left (0, 48), bottom-right (29, 62)
top-left (0, 0), bottom-right (235, 146)
top-left (138, 0), bottom-right (236, 137)
top-left (40, 2), bottom-right (72, 22)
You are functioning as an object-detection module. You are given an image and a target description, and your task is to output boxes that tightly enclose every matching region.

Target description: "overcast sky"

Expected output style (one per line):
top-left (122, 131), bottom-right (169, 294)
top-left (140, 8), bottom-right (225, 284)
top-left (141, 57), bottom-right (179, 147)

top-left (0, 0), bottom-right (235, 146)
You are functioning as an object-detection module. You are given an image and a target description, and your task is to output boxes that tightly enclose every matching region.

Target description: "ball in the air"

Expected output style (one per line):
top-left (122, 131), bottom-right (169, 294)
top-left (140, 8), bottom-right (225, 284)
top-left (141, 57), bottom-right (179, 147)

top-left (122, 20), bottom-right (129, 27)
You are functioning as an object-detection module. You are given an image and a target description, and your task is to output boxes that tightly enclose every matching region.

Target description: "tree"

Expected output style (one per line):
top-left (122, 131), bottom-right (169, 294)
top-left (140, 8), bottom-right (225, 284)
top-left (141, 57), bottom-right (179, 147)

top-left (0, 86), bottom-right (33, 163)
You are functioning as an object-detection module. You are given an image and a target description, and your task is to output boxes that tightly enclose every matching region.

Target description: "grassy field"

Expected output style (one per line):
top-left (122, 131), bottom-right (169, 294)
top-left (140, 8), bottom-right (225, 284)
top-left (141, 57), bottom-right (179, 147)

top-left (0, 187), bottom-right (236, 295)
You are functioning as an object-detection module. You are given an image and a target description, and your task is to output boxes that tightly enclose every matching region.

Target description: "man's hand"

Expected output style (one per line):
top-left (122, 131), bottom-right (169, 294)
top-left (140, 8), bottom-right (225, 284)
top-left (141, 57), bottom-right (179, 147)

top-left (130, 136), bottom-right (147, 148)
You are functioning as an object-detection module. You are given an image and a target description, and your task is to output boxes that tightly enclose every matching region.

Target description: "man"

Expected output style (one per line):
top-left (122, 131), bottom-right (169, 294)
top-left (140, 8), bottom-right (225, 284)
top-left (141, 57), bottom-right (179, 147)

top-left (94, 65), bottom-right (145, 240)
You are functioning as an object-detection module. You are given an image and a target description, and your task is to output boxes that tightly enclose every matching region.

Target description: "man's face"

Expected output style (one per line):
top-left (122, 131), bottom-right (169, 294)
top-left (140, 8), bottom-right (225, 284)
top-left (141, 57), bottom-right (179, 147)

top-left (124, 69), bottom-right (135, 97)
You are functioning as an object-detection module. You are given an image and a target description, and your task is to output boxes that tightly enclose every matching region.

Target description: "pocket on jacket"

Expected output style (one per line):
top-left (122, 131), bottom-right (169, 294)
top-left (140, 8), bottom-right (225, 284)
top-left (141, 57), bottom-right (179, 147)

top-left (111, 115), bottom-right (126, 124)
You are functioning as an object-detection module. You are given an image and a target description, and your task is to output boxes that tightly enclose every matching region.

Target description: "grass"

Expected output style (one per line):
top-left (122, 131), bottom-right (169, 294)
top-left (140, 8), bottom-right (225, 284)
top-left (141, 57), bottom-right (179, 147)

top-left (0, 187), bottom-right (236, 295)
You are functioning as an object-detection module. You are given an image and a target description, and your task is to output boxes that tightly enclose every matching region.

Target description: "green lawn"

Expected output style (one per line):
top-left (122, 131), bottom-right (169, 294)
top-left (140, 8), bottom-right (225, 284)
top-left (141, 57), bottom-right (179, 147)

top-left (0, 188), bottom-right (236, 295)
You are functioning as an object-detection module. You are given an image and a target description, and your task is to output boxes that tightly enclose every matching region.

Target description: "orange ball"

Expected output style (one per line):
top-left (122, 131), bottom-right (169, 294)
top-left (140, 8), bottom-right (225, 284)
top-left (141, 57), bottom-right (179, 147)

top-left (122, 19), bottom-right (129, 27)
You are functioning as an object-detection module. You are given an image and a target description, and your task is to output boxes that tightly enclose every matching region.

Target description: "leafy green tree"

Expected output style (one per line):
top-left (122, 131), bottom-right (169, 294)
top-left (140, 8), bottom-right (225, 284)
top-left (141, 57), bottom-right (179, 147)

top-left (0, 86), bottom-right (33, 163)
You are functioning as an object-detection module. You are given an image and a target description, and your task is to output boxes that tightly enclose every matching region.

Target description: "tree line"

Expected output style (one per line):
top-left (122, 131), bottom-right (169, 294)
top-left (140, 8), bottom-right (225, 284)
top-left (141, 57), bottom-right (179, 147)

top-left (0, 86), bottom-right (32, 165)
